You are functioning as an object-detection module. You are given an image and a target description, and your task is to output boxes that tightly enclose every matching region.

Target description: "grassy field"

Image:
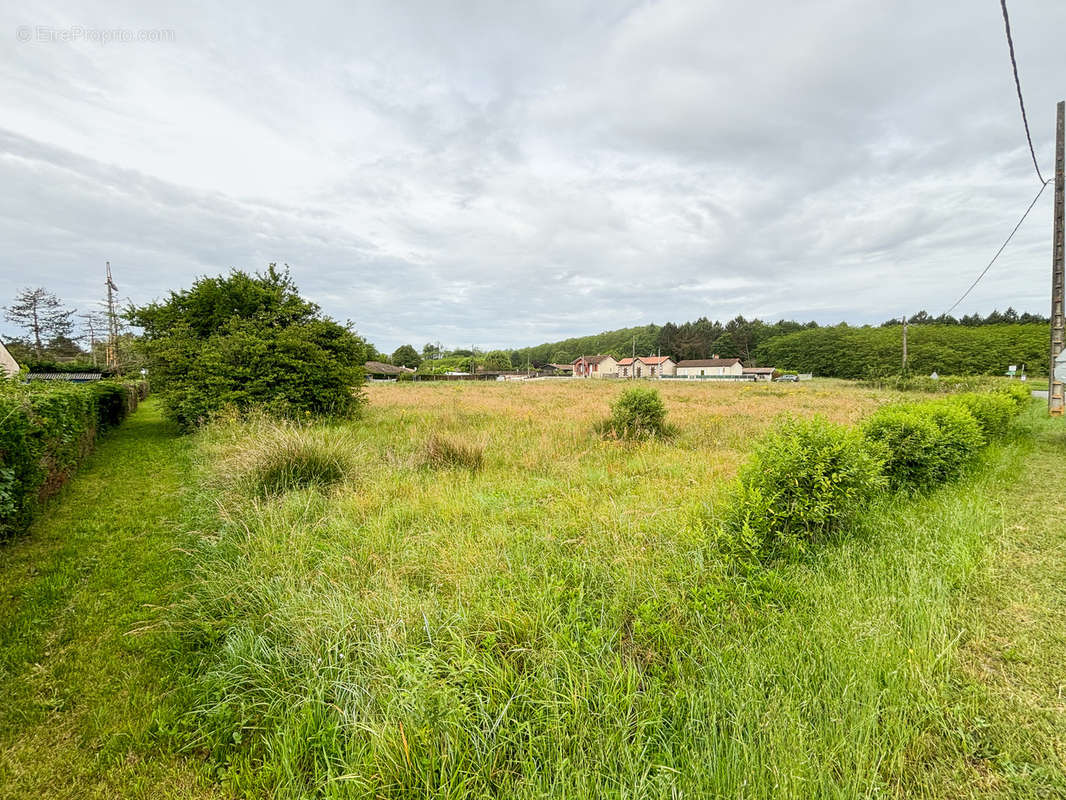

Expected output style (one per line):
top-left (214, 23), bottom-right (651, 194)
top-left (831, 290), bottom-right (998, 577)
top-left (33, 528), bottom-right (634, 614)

top-left (1, 381), bottom-right (1063, 798)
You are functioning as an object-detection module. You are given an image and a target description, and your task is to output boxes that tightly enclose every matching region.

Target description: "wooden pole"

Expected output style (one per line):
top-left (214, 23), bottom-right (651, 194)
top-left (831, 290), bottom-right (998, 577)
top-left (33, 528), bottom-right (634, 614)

top-left (1049, 101), bottom-right (1065, 415)
top-left (902, 314), bottom-right (908, 373)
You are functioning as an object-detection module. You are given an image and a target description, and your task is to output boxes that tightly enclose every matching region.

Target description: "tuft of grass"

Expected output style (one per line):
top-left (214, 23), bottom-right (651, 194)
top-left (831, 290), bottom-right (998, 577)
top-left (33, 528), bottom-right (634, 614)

top-left (206, 415), bottom-right (359, 498)
top-left (420, 433), bottom-right (484, 471)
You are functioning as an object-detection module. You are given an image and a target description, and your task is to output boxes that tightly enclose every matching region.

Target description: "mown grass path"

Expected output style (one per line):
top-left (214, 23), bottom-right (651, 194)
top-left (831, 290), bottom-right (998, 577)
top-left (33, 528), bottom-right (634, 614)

top-left (939, 412), bottom-right (1066, 797)
top-left (0, 399), bottom-right (217, 799)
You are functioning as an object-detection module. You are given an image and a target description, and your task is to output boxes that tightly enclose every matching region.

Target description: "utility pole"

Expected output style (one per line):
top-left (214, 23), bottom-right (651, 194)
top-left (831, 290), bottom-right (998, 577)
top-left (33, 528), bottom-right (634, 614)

top-left (1050, 101), bottom-right (1065, 415)
top-left (105, 262), bottom-right (120, 373)
top-left (902, 314), bottom-right (908, 373)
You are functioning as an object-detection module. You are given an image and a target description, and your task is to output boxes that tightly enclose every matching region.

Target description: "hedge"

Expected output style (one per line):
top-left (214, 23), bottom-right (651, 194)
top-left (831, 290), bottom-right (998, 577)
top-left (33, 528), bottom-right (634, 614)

top-left (0, 379), bottom-right (149, 536)
top-left (718, 384), bottom-right (1031, 559)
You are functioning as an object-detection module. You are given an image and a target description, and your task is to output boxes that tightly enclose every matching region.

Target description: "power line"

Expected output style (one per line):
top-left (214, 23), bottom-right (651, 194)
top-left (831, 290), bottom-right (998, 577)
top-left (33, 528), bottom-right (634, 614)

top-left (942, 179), bottom-right (1051, 316)
top-left (1000, 0), bottom-right (1046, 184)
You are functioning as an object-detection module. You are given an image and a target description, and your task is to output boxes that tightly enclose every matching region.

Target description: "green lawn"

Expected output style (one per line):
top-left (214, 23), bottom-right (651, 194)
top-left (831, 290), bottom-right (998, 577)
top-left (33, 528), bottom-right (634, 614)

top-left (0, 399), bottom-right (218, 798)
top-left (0, 392), bottom-right (1063, 798)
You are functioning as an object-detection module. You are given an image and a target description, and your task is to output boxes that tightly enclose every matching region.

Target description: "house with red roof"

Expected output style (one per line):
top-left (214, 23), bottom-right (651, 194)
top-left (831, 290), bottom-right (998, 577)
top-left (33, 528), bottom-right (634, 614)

top-left (572, 354), bottom-right (618, 378)
top-left (617, 355), bottom-right (677, 378)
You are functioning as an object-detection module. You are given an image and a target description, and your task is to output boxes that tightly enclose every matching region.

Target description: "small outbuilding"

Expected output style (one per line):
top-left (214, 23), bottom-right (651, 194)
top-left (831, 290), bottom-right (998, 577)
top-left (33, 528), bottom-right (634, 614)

top-left (0, 340), bottom-right (19, 378)
top-left (742, 367), bottom-right (777, 382)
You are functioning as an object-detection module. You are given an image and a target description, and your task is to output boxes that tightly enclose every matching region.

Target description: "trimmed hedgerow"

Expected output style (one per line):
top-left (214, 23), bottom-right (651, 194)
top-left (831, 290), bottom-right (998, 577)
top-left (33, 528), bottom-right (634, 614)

top-left (717, 416), bottom-right (886, 559)
top-left (920, 402), bottom-right (985, 483)
top-left (946, 392), bottom-right (1015, 440)
top-left (0, 379), bottom-right (148, 536)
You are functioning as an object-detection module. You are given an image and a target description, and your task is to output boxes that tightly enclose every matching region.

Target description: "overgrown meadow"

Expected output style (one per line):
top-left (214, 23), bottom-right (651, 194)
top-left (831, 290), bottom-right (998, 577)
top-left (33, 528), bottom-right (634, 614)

top-left (165, 379), bottom-right (1031, 797)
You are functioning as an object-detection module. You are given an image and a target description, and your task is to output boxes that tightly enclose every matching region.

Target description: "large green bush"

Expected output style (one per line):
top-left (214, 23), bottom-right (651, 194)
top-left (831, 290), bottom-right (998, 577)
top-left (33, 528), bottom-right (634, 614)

top-left (718, 416), bottom-right (885, 558)
top-left (130, 266), bottom-right (368, 430)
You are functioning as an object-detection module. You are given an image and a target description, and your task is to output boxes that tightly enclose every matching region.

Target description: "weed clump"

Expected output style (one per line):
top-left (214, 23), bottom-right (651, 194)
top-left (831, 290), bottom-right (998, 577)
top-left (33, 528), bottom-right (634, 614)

top-left (422, 433), bottom-right (484, 471)
top-left (718, 416), bottom-right (885, 559)
top-left (598, 386), bottom-right (673, 440)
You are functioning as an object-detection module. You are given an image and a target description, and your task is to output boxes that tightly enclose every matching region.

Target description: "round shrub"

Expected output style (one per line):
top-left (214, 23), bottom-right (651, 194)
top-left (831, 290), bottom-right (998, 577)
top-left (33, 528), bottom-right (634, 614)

top-left (921, 402), bottom-right (984, 482)
top-left (997, 382), bottom-right (1032, 414)
top-left (606, 387), bottom-right (668, 440)
top-left (862, 405), bottom-right (943, 491)
top-left (719, 416), bottom-right (886, 558)
top-left (947, 393), bottom-right (1014, 439)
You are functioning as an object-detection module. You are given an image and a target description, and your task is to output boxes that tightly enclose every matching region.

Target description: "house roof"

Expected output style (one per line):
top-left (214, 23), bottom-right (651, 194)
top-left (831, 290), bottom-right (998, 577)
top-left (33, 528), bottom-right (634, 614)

top-left (27, 372), bottom-right (103, 381)
top-left (617, 357), bottom-right (635, 366)
top-left (572, 354), bottom-right (613, 365)
top-left (636, 356), bottom-right (673, 365)
top-left (676, 358), bottom-right (742, 367)
top-left (548, 363), bottom-right (574, 370)
top-left (364, 361), bottom-right (414, 375)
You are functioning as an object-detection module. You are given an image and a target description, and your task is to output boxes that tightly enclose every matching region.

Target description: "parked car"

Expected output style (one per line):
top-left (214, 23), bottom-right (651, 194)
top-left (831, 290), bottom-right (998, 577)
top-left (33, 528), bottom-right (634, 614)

top-left (774, 373), bottom-right (799, 382)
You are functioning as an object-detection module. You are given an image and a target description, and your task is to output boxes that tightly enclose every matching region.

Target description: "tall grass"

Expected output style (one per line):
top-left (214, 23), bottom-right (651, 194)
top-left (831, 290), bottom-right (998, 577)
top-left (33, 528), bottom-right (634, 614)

top-left (167, 381), bottom-right (1036, 797)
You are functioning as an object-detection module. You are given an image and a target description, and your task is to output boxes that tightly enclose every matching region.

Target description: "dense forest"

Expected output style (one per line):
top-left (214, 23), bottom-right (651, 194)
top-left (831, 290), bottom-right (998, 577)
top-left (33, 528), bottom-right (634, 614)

top-left (755, 323), bottom-right (1046, 378)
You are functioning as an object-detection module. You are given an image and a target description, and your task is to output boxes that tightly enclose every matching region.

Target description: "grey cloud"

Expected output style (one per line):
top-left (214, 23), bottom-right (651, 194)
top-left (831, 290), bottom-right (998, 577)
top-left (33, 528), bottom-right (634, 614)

top-left (1, 0), bottom-right (1064, 352)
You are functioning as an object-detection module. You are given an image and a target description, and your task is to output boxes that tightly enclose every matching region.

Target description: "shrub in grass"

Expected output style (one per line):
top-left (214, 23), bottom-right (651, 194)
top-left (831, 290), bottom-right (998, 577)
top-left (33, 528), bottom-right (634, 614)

top-left (422, 433), bottom-right (484, 471)
top-left (946, 392), bottom-right (1014, 439)
top-left (862, 405), bottom-right (945, 491)
top-left (922, 402), bottom-right (984, 482)
top-left (997, 382), bottom-right (1032, 414)
top-left (863, 402), bottom-right (983, 491)
top-left (718, 416), bottom-right (885, 559)
top-left (231, 424), bottom-right (355, 496)
top-left (599, 386), bottom-right (671, 440)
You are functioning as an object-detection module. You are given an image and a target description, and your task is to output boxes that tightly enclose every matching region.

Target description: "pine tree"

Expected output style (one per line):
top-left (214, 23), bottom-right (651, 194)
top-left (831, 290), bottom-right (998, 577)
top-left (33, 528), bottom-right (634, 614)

top-left (4, 288), bottom-right (76, 357)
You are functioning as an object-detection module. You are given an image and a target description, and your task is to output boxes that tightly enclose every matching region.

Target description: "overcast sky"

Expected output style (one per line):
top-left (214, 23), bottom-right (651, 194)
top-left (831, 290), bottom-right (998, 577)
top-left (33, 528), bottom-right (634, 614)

top-left (1, 1), bottom-right (1064, 352)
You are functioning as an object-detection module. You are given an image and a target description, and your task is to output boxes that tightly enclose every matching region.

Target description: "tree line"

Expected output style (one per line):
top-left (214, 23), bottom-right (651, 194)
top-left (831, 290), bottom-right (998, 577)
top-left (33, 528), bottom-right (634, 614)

top-left (1, 287), bottom-right (143, 370)
top-left (382, 307), bottom-right (1048, 372)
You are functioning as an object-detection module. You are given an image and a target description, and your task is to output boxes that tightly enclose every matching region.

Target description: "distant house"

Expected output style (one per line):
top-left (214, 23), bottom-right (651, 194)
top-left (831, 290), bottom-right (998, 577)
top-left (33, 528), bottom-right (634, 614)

top-left (742, 367), bottom-right (777, 382)
top-left (548, 363), bottom-right (574, 374)
top-left (675, 357), bottom-right (744, 378)
top-left (617, 356), bottom-right (677, 378)
top-left (0, 340), bottom-right (19, 378)
top-left (572, 354), bottom-right (618, 378)
top-left (364, 361), bottom-right (415, 380)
